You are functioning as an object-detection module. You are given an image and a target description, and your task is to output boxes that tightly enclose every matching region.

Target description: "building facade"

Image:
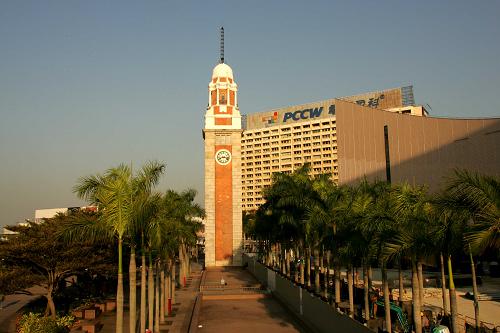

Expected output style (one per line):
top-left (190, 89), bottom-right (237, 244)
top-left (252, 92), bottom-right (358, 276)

top-left (240, 86), bottom-right (500, 212)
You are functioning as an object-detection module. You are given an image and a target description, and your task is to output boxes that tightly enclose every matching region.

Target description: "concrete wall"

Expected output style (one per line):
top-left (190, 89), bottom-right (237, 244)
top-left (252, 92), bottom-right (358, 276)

top-left (274, 273), bottom-right (301, 314)
top-left (336, 99), bottom-right (500, 190)
top-left (302, 290), bottom-right (370, 333)
top-left (254, 260), bottom-right (268, 287)
top-left (244, 255), bottom-right (371, 333)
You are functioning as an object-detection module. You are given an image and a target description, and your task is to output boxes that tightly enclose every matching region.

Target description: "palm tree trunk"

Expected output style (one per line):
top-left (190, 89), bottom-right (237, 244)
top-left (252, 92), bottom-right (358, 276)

top-left (368, 266), bottom-right (373, 290)
top-left (186, 246), bottom-right (191, 276)
top-left (363, 264), bottom-right (370, 320)
top-left (412, 260), bottom-right (422, 333)
top-left (185, 245), bottom-right (190, 281)
top-left (300, 248), bottom-right (305, 285)
top-left (116, 238), bottom-right (124, 333)
top-left (167, 264), bottom-right (172, 316)
top-left (281, 244), bottom-right (286, 275)
top-left (129, 246), bottom-right (137, 333)
top-left (179, 244), bottom-right (185, 287)
top-left (335, 264), bottom-right (341, 307)
top-left (314, 248), bottom-right (321, 294)
top-left (266, 243), bottom-right (271, 266)
top-left (286, 249), bottom-right (291, 278)
top-left (184, 245), bottom-right (188, 284)
top-left (325, 251), bottom-right (330, 300)
top-left (155, 261), bottom-right (160, 333)
top-left (448, 255), bottom-right (458, 333)
top-left (348, 266), bottom-right (354, 318)
top-left (293, 246), bottom-right (300, 283)
top-left (382, 263), bottom-right (392, 333)
top-left (440, 252), bottom-right (449, 314)
top-left (172, 260), bottom-right (176, 305)
top-left (306, 247), bottom-right (311, 288)
top-left (469, 246), bottom-right (480, 331)
top-left (271, 243), bottom-right (275, 268)
top-left (417, 261), bottom-right (424, 309)
top-left (148, 253), bottom-right (154, 330)
top-left (399, 264), bottom-right (404, 307)
top-left (141, 252), bottom-right (147, 333)
top-left (277, 243), bottom-right (281, 272)
top-left (160, 266), bottom-right (165, 324)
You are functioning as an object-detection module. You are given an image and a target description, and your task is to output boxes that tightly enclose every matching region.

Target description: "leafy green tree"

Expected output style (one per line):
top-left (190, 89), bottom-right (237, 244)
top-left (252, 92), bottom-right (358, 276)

top-left (0, 266), bottom-right (39, 295)
top-left (0, 213), bottom-right (113, 319)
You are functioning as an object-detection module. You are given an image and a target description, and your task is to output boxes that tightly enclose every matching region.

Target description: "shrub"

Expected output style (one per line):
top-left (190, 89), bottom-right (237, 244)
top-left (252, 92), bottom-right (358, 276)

top-left (17, 312), bottom-right (75, 333)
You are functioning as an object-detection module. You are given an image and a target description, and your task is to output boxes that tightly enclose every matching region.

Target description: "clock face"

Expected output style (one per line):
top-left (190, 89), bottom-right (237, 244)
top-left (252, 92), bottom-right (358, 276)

top-left (215, 149), bottom-right (231, 165)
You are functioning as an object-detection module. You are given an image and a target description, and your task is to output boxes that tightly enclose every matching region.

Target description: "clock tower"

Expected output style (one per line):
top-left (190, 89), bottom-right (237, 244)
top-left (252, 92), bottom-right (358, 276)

top-left (203, 28), bottom-right (242, 266)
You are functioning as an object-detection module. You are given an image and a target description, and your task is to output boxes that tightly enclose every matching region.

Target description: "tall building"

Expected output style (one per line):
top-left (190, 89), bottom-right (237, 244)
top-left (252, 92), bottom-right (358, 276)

top-left (202, 34), bottom-right (243, 266)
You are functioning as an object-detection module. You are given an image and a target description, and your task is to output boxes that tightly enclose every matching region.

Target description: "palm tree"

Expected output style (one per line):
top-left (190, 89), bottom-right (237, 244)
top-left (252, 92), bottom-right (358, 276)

top-left (355, 180), bottom-right (395, 329)
top-left (72, 161), bottom-right (165, 333)
top-left (73, 165), bottom-right (131, 333)
top-left (304, 198), bottom-right (329, 293)
top-left (339, 187), bottom-right (364, 318)
top-left (445, 170), bottom-right (500, 251)
top-left (256, 165), bottom-right (320, 286)
top-left (309, 179), bottom-right (364, 312)
top-left (425, 199), bottom-right (465, 333)
top-left (128, 192), bottom-right (158, 333)
top-left (441, 170), bottom-right (500, 331)
top-left (385, 183), bottom-right (435, 333)
top-left (161, 189), bottom-right (204, 286)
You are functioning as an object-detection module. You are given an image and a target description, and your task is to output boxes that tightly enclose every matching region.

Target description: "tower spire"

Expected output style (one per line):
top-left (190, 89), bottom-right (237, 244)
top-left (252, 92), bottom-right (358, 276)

top-left (220, 26), bottom-right (224, 63)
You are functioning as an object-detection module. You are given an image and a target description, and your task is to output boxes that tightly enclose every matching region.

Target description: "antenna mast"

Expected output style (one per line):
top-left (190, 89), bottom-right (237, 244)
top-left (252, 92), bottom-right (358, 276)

top-left (220, 27), bottom-right (224, 63)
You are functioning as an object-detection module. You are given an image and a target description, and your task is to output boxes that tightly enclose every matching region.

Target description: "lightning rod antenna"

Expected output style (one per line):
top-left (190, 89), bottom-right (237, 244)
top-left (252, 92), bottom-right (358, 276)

top-left (220, 27), bottom-right (224, 63)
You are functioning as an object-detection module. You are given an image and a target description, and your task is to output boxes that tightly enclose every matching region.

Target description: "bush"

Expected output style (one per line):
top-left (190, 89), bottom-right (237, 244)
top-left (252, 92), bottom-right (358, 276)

top-left (17, 312), bottom-right (75, 333)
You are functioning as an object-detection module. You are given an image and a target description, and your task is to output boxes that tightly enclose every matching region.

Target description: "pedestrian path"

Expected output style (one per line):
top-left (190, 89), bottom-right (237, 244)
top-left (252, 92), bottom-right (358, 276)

top-left (0, 286), bottom-right (46, 333)
top-left (196, 267), bottom-right (308, 333)
top-left (162, 264), bottom-right (203, 333)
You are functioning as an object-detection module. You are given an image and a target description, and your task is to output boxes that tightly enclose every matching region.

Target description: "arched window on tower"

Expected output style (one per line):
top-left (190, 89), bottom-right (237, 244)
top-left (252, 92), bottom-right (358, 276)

top-left (219, 90), bottom-right (227, 105)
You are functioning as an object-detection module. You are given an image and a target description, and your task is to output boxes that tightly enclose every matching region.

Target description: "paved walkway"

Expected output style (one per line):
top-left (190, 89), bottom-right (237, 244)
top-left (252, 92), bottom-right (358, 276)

top-left (0, 286), bottom-right (46, 333)
top-left (198, 267), bottom-right (308, 333)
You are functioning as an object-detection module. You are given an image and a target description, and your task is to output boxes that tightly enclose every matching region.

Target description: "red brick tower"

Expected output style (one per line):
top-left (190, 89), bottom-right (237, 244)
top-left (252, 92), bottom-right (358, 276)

top-left (202, 31), bottom-right (242, 266)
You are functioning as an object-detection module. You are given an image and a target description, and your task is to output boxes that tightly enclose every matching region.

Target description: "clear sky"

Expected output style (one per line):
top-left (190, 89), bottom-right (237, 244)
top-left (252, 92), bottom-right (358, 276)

top-left (1, 1), bottom-right (499, 227)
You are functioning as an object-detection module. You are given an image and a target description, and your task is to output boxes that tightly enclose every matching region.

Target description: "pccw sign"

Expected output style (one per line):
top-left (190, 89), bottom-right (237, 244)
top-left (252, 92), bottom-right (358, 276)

top-left (282, 104), bottom-right (335, 123)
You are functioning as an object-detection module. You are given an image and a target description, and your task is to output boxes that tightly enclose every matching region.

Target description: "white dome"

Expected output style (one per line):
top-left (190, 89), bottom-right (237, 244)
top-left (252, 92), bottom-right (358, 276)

top-left (212, 63), bottom-right (234, 79)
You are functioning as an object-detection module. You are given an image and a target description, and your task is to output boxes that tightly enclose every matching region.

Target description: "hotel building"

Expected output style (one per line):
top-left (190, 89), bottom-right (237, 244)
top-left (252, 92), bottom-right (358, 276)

top-left (240, 87), bottom-right (500, 212)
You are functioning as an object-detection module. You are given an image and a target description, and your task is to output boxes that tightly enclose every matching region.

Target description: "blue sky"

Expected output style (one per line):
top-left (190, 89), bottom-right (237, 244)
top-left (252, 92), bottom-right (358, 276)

top-left (1, 1), bottom-right (499, 226)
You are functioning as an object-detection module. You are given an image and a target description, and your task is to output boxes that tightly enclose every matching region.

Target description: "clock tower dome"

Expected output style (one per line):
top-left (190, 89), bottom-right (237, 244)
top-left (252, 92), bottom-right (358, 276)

top-left (202, 28), bottom-right (242, 266)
